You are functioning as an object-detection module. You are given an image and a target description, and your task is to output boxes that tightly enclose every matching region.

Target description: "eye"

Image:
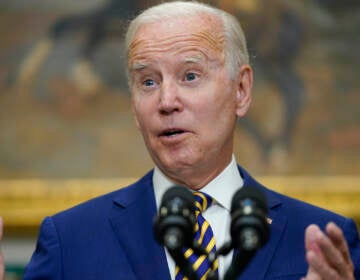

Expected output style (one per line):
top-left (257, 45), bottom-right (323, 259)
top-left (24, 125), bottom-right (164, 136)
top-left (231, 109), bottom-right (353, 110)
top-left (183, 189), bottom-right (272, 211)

top-left (184, 72), bottom-right (197, 82)
top-left (143, 79), bottom-right (155, 87)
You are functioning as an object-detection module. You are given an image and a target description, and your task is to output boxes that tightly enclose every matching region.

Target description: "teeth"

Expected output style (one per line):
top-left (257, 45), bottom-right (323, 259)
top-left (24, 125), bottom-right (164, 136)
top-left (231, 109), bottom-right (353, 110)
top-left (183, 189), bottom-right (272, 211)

top-left (164, 130), bottom-right (183, 136)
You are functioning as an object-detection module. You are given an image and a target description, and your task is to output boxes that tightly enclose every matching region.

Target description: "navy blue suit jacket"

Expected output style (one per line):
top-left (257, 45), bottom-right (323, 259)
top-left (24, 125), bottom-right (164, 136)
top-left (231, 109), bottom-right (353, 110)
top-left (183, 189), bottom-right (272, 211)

top-left (24, 167), bottom-right (360, 279)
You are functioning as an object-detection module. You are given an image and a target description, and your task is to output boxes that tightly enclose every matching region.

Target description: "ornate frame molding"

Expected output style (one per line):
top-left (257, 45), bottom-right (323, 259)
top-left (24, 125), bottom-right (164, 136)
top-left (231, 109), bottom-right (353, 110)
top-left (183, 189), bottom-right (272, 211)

top-left (1, 176), bottom-right (359, 232)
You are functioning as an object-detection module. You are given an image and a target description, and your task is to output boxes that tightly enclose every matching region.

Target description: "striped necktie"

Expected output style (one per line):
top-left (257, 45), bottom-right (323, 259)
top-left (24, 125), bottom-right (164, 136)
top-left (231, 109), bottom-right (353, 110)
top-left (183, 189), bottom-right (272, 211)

top-left (175, 191), bottom-right (219, 280)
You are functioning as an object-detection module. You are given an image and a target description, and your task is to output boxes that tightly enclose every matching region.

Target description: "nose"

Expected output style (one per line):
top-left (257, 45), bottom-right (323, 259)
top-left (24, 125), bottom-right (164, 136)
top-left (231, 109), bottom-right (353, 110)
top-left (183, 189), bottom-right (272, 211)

top-left (158, 79), bottom-right (183, 115)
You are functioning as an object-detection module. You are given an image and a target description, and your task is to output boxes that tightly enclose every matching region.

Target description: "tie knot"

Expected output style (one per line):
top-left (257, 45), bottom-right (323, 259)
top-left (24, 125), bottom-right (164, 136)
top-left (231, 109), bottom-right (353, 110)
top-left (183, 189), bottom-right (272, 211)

top-left (193, 191), bottom-right (214, 213)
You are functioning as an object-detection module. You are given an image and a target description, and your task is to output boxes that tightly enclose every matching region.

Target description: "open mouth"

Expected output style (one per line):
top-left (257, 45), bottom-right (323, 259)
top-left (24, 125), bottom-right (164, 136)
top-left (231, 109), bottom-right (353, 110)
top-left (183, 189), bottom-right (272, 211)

top-left (160, 129), bottom-right (185, 137)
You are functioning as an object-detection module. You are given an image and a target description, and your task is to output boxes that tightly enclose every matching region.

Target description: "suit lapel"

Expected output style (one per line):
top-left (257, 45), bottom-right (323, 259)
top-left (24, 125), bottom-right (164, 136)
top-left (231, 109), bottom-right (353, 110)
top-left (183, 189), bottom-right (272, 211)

top-left (109, 171), bottom-right (171, 280)
top-left (237, 166), bottom-right (288, 279)
top-left (107, 166), bottom-right (288, 279)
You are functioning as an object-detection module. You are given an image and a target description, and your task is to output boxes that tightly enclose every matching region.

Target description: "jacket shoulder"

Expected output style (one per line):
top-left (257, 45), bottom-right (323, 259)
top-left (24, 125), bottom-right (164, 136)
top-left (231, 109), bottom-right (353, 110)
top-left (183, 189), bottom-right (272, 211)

top-left (51, 171), bottom-right (153, 227)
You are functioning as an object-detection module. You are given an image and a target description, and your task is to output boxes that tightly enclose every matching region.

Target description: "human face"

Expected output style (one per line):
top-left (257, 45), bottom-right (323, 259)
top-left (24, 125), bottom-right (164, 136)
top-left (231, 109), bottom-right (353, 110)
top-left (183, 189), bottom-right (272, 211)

top-left (128, 14), bottom-right (252, 189)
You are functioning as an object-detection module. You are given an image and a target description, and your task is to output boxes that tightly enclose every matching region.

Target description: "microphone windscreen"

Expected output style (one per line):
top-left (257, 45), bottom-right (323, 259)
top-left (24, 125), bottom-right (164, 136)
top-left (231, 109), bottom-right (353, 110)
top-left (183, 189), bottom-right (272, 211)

top-left (231, 186), bottom-right (267, 213)
top-left (162, 186), bottom-right (195, 208)
top-left (161, 186), bottom-right (195, 212)
top-left (155, 186), bottom-right (196, 249)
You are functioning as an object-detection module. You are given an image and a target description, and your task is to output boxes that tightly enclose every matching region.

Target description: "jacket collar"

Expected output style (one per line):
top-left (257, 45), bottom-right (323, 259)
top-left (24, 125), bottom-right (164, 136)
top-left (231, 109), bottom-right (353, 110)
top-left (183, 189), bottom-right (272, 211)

top-left (237, 165), bottom-right (287, 279)
top-left (110, 166), bottom-right (286, 279)
top-left (109, 171), bottom-right (171, 280)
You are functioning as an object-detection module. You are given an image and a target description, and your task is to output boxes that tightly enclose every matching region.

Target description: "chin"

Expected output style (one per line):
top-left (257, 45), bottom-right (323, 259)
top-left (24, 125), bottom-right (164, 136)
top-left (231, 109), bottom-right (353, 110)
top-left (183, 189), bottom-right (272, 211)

top-left (159, 154), bottom-right (201, 174)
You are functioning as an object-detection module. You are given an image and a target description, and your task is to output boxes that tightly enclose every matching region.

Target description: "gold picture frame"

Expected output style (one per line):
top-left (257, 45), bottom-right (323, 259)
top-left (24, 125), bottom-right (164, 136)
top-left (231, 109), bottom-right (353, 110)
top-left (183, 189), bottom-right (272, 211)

top-left (1, 176), bottom-right (359, 233)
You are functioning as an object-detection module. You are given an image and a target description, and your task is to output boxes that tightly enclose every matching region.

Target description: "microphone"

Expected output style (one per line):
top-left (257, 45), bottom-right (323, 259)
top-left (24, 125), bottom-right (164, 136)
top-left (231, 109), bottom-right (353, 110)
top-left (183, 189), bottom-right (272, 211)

top-left (153, 186), bottom-right (196, 251)
top-left (224, 186), bottom-right (270, 280)
top-left (153, 186), bottom-right (200, 280)
top-left (230, 186), bottom-right (269, 251)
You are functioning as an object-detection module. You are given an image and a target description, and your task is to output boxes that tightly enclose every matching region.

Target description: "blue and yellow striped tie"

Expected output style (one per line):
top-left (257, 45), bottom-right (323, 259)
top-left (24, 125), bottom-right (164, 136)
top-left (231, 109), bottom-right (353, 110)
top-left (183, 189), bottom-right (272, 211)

top-left (175, 191), bottom-right (219, 280)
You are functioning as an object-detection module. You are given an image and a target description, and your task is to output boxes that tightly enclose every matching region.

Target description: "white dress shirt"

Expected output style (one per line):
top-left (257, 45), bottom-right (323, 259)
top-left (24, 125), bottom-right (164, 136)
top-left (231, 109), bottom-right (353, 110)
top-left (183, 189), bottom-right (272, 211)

top-left (153, 155), bottom-right (244, 279)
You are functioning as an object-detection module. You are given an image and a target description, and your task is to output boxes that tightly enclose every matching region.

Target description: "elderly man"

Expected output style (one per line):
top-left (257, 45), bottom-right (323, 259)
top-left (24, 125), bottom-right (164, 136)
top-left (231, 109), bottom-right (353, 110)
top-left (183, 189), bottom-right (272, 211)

top-left (0, 1), bottom-right (359, 279)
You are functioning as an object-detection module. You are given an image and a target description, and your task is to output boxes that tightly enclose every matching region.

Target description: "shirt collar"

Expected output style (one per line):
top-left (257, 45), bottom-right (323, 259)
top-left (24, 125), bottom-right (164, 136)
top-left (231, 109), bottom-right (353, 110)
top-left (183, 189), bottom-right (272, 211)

top-left (153, 155), bottom-right (243, 211)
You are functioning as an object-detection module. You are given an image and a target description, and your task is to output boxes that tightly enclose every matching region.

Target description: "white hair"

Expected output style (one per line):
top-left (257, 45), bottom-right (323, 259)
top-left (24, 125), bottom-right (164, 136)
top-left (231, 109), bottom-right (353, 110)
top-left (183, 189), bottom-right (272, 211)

top-left (125, 1), bottom-right (249, 79)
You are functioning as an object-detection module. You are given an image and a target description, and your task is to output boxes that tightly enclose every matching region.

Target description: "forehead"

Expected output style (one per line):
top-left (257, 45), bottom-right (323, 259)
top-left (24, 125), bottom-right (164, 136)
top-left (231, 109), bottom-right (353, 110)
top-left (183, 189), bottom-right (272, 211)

top-left (128, 13), bottom-right (225, 68)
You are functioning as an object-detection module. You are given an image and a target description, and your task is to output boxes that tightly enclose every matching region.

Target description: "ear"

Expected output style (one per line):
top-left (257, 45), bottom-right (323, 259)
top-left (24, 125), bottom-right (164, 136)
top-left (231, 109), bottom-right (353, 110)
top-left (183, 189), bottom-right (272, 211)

top-left (235, 64), bottom-right (253, 118)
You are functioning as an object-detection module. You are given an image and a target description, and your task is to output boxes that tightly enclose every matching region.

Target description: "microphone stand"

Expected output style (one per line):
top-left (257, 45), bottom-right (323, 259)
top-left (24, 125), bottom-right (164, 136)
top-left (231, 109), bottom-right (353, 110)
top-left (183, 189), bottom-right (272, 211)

top-left (168, 248), bottom-right (199, 280)
top-left (168, 237), bottom-right (259, 280)
top-left (211, 240), bottom-right (259, 280)
top-left (223, 249), bottom-right (256, 280)
top-left (168, 240), bottom-right (220, 280)
top-left (192, 241), bottom-right (218, 280)
top-left (163, 228), bottom-right (199, 280)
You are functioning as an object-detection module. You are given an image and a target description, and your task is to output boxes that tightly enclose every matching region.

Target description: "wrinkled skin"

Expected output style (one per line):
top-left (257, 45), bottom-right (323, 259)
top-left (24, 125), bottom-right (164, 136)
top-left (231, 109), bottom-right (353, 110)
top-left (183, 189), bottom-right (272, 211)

top-left (129, 14), bottom-right (252, 190)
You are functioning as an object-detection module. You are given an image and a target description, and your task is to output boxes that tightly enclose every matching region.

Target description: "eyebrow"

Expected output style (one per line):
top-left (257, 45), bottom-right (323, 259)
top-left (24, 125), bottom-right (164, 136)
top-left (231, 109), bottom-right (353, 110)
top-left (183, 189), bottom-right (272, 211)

top-left (129, 54), bottom-right (206, 72)
top-left (183, 54), bottom-right (205, 64)
top-left (129, 63), bottom-right (148, 71)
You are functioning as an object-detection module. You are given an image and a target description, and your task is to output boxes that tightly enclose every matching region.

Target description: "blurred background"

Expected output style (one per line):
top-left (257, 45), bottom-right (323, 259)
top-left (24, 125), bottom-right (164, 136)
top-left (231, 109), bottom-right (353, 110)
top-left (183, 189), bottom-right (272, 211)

top-left (0, 0), bottom-right (359, 278)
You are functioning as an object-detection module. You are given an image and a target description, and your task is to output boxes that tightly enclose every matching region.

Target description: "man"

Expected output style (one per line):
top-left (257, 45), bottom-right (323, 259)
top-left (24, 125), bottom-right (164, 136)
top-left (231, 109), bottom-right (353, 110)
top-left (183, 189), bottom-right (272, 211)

top-left (1, 1), bottom-right (359, 279)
